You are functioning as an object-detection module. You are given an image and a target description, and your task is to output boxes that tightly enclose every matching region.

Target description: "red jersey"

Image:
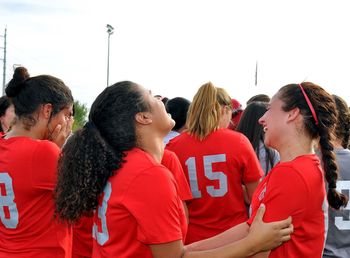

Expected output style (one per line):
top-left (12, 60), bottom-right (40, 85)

top-left (91, 148), bottom-right (187, 258)
top-left (72, 149), bottom-right (192, 257)
top-left (0, 137), bottom-right (71, 258)
top-left (72, 216), bottom-right (93, 258)
top-left (166, 128), bottom-right (263, 244)
top-left (247, 155), bottom-right (327, 257)
top-left (162, 149), bottom-right (193, 201)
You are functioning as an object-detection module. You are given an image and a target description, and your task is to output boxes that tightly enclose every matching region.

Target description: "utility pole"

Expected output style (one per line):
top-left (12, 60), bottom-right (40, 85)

top-left (0, 27), bottom-right (7, 95)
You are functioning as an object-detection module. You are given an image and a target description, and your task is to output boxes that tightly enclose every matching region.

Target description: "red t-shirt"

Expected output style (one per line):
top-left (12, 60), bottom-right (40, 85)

top-left (162, 149), bottom-right (193, 201)
top-left (72, 216), bottom-right (93, 258)
top-left (91, 148), bottom-right (187, 258)
top-left (247, 154), bottom-right (327, 258)
top-left (0, 137), bottom-right (71, 258)
top-left (72, 149), bottom-right (192, 257)
top-left (166, 128), bottom-right (263, 244)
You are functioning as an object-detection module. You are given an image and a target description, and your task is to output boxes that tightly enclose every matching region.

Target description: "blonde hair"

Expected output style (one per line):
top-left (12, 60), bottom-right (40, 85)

top-left (186, 82), bottom-right (232, 140)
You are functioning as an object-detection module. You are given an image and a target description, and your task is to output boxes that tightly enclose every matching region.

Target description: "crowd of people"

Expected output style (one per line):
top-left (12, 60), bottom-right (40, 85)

top-left (0, 66), bottom-right (349, 258)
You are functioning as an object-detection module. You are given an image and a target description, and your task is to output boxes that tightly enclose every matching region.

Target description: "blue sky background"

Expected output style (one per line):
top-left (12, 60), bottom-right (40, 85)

top-left (1, 0), bottom-right (350, 108)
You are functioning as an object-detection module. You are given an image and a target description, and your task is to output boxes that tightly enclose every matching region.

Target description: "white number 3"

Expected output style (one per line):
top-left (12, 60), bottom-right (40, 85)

top-left (334, 180), bottom-right (350, 230)
top-left (93, 182), bottom-right (111, 245)
top-left (0, 173), bottom-right (19, 229)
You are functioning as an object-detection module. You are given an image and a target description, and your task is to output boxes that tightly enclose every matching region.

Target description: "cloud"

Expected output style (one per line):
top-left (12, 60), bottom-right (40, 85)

top-left (1, 0), bottom-right (75, 15)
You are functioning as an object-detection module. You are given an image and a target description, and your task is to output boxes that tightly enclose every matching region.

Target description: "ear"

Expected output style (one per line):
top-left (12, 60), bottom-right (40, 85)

top-left (135, 112), bottom-right (153, 125)
top-left (40, 103), bottom-right (53, 120)
top-left (221, 105), bottom-right (230, 116)
top-left (286, 107), bottom-right (300, 123)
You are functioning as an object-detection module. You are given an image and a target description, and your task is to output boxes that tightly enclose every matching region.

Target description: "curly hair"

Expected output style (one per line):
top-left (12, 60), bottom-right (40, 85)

top-left (54, 81), bottom-right (150, 222)
top-left (278, 82), bottom-right (348, 209)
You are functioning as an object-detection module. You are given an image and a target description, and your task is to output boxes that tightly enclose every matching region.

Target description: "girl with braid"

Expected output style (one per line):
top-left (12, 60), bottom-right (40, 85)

top-left (323, 95), bottom-right (350, 258)
top-left (55, 81), bottom-right (293, 258)
top-left (247, 82), bottom-right (348, 257)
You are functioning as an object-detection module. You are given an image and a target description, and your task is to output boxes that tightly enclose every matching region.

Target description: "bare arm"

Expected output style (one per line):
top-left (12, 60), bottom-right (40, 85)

top-left (183, 201), bottom-right (189, 224)
top-left (244, 181), bottom-right (260, 203)
top-left (150, 204), bottom-right (293, 258)
top-left (250, 251), bottom-right (270, 258)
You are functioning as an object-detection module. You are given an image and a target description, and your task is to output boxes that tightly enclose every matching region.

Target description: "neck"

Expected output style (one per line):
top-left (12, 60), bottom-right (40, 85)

top-left (5, 121), bottom-right (45, 140)
top-left (278, 134), bottom-right (314, 162)
top-left (137, 131), bottom-right (165, 163)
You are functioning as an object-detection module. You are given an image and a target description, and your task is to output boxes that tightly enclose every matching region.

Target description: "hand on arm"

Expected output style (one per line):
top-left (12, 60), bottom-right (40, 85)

top-left (246, 204), bottom-right (293, 254)
top-left (150, 204), bottom-right (293, 258)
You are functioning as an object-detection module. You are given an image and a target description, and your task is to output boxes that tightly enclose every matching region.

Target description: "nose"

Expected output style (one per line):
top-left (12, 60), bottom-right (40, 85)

top-left (258, 113), bottom-right (265, 125)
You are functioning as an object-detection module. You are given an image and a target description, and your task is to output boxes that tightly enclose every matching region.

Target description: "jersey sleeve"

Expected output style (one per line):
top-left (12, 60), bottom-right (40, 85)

top-left (31, 140), bottom-right (60, 190)
top-left (161, 150), bottom-right (193, 201)
top-left (124, 166), bottom-right (184, 244)
top-left (238, 134), bottom-right (264, 183)
top-left (247, 166), bottom-right (308, 226)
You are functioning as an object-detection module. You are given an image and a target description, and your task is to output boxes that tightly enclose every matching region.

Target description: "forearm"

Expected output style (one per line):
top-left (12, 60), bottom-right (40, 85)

top-left (186, 222), bottom-right (249, 251)
top-left (183, 237), bottom-right (257, 258)
top-left (250, 251), bottom-right (270, 258)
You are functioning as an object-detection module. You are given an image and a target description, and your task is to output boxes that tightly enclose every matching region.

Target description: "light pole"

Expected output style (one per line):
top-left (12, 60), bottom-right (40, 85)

top-left (106, 24), bottom-right (114, 87)
top-left (0, 27), bottom-right (7, 95)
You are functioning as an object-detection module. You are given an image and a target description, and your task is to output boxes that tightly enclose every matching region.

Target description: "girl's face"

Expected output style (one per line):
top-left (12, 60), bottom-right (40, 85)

top-left (0, 104), bottom-right (15, 132)
top-left (258, 94), bottom-right (286, 150)
top-left (47, 105), bottom-right (74, 138)
top-left (220, 105), bottom-right (233, 129)
top-left (142, 87), bottom-right (175, 135)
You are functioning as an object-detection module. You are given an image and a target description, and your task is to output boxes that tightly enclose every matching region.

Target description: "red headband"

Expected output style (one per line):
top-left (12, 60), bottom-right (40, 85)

top-left (298, 84), bottom-right (319, 125)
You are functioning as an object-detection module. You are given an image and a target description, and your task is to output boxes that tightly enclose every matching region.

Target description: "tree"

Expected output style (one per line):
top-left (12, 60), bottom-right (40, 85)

top-left (73, 100), bottom-right (88, 131)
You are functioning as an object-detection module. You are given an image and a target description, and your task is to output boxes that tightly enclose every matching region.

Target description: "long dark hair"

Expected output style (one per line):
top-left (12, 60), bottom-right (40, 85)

top-left (55, 81), bottom-right (150, 222)
top-left (278, 82), bottom-right (348, 209)
top-left (236, 101), bottom-right (277, 174)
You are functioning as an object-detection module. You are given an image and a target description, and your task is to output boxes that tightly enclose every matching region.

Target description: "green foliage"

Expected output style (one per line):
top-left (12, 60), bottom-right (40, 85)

top-left (73, 100), bottom-right (88, 131)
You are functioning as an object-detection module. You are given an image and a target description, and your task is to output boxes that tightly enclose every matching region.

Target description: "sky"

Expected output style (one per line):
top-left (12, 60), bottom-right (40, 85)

top-left (1, 0), bottom-right (350, 108)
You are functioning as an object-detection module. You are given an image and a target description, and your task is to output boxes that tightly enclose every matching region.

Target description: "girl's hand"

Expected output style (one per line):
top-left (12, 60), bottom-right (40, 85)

top-left (248, 204), bottom-right (293, 253)
top-left (50, 117), bottom-right (74, 148)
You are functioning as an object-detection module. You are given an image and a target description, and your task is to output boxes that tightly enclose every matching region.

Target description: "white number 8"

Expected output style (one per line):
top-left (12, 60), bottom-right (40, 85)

top-left (0, 173), bottom-right (19, 229)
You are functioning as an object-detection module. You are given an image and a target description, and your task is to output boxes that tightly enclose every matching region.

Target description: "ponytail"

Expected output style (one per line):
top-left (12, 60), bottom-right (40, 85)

top-left (186, 82), bottom-right (226, 140)
top-left (54, 81), bottom-right (149, 222)
top-left (318, 125), bottom-right (348, 209)
top-left (55, 122), bottom-right (120, 222)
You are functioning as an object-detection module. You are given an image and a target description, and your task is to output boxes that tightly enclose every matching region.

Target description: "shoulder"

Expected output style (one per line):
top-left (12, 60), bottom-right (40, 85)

top-left (122, 148), bottom-right (173, 183)
top-left (34, 140), bottom-right (61, 158)
top-left (268, 162), bottom-right (309, 190)
top-left (162, 149), bottom-right (178, 162)
top-left (214, 129), bottom-right (250, 144)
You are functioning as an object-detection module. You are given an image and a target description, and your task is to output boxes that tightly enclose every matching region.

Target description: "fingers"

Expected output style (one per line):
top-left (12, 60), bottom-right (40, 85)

top-left (51, 124), bottom-right (62, 139)
top-left (253, 203), bottom-right (266, 222)
top-left (272, 216), bottom-right (292, 230)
